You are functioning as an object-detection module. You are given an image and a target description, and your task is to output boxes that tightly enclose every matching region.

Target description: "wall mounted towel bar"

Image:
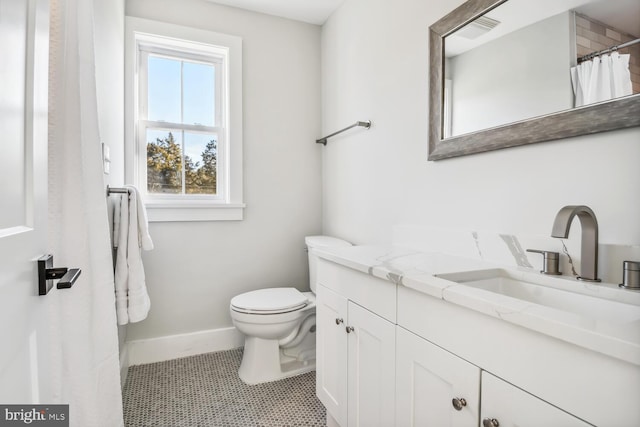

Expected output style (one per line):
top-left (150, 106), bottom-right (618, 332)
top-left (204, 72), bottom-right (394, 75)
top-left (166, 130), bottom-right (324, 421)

top-left (316, 120), bottom-right (371, 145)
top-left (107, 185), bottom-right (128, 196)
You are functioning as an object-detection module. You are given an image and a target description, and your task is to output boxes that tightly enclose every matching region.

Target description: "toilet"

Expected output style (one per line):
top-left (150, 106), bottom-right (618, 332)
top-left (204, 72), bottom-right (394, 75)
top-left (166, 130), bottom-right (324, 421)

top-left (230, 235), bottom-right (352, 384)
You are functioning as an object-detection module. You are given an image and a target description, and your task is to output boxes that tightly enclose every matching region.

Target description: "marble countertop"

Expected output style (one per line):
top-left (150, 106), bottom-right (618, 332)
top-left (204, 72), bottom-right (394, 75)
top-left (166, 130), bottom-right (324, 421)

top-left (315, 245), bottom-right (640, 366)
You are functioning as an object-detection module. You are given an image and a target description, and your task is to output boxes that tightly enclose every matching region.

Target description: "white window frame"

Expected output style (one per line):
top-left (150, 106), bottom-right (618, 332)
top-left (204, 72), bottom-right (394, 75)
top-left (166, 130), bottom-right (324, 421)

top-left (125, 17), bottom-right (244, 221)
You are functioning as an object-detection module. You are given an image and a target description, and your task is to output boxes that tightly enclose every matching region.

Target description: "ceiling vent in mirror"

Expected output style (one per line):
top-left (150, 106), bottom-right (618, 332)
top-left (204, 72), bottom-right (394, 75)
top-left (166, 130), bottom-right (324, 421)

top-left (456, 15), bottom-right (500, 39)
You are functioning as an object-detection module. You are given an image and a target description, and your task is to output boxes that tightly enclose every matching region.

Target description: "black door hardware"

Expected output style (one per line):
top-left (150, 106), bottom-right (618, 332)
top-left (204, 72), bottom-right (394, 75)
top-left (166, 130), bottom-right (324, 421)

top-left (38, 255), bottom-right (82, 295)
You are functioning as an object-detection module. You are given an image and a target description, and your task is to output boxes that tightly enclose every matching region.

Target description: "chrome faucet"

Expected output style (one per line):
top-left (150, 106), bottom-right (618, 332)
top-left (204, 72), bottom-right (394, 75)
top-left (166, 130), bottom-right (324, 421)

top-left (551, 205), bottom-right (601, 282)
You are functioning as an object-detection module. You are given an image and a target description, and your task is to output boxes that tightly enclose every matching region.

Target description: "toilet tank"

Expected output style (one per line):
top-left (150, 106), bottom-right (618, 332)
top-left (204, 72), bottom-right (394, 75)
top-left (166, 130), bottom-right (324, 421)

top-left (305, 236), bottom-right (352, 293)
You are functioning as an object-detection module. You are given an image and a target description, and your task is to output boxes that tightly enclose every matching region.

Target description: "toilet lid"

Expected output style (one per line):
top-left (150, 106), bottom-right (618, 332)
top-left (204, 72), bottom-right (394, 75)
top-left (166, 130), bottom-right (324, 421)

top-left (230, 288), bottom-right (309, 314)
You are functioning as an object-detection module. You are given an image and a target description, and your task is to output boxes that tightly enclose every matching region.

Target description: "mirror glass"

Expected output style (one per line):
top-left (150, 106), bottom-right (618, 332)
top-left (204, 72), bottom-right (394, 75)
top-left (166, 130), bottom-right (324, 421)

top-left (442, 0), bottom-right (640, 138)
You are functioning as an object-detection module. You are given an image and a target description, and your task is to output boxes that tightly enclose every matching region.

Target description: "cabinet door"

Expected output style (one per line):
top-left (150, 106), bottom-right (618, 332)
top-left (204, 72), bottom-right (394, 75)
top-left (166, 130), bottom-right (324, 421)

top-left (396, 327), bottom-right (480, 427)
top-left (316, 285), bottom-right (349, 426)
top-left (481, 372), bottom-right (591, 427)
top-left (347, 302), bottom-right (396, 427)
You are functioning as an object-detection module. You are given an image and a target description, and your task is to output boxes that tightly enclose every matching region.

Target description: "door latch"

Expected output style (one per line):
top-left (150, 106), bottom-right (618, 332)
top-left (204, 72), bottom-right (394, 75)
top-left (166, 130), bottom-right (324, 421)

top-left (38, 255), bottom-right (82, 295)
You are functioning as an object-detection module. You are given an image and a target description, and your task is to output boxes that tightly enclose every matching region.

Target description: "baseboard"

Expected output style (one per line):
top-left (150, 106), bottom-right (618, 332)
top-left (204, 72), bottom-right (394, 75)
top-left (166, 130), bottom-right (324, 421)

top-left (119, 344), bottom-right (129, 389)
top-left (326, 413), bottom-right (341, 427)
top-left (127, 326), bottom-right (244, 366)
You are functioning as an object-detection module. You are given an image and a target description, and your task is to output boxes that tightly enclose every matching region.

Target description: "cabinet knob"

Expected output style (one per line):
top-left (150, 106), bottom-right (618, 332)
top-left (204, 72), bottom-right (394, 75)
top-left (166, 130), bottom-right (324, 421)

top-left (451, 397), bottom-right (467, 411)
top-left (335, 318), bottom-right (344, 325)
top-left (345, 326), bottom-right (354, 333)
top-left (482, 418), bottom-right (499, 427)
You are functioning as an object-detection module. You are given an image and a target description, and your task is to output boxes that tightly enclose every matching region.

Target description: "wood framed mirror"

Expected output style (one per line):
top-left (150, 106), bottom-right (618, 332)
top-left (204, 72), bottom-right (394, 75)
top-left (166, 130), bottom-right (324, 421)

top-left (428, 0), bottom-right (640, 160)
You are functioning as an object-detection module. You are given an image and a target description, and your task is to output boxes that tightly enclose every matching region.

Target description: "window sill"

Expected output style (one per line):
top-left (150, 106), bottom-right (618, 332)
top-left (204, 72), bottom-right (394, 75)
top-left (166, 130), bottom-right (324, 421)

top-left (146, 203), bottom-right (245, 222)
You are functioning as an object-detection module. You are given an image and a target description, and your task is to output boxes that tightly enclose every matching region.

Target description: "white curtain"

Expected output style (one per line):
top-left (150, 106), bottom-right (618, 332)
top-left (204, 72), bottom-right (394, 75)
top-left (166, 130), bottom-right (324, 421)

top-left (571, 52), bottom-right (633, 107)
top-left (48, 0), bottom-right (124, 425)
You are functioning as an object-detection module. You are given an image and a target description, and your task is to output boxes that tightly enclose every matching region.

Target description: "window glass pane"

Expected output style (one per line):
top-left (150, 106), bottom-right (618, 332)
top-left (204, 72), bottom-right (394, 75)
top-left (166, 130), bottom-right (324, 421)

top-left (184, 132), bottom-right (217, 194)
top-left (147, 56), bottom-right (181, 123)
top-left (147, 129), bottom-right (183, 194)
top-left (183, 61), bottom-right (215, 126)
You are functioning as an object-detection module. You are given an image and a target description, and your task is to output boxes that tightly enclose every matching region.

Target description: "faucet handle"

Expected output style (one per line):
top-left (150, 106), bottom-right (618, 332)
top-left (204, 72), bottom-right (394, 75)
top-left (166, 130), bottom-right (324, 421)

top-left (619, 261), bottom-right (640, 290)
top-left (526, 249), bottom-right (562, 276)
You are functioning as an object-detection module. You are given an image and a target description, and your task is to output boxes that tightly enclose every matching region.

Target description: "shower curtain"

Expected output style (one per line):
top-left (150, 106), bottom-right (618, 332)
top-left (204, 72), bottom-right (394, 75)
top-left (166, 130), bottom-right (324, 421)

top-left (570, 52), bottom-right (633, 107)
top-left (49, 0), bottom-right (124, 425)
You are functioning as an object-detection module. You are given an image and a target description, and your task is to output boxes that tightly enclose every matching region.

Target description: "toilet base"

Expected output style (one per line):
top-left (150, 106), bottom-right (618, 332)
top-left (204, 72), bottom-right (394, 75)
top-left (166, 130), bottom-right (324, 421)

top-left (238, 332), bottom-right (316, 385)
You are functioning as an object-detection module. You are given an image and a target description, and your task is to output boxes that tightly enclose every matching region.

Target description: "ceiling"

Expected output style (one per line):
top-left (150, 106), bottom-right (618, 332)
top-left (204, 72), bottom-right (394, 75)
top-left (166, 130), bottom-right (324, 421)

top-left (204, 0), bottom-right (346, 25)
top-left (575, 0), bottom-right (640, 37)
top-left (205, 0), bottom-right (639, 31)
top-left (446, 0), bottom-right (639, 57)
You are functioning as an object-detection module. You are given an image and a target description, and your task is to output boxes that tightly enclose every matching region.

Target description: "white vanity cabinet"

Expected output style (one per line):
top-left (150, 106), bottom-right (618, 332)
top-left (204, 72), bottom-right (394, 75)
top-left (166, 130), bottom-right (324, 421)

top-left (480, 372), bottom-right (590, 427)
top-left (316, 255), bottom-right (640, 427)
top-left (316, 259), bottom-right (397, 427)
top-left (395, 326), bottom-right (590, 427)
top-left (345, 299), bottom-right (396, 427)
top-left (397, 285), bottom-right (639, 426)
top-left (316, 284), bottom-right (348, 424)
top-left (395, 326), bottom-right (480, 426)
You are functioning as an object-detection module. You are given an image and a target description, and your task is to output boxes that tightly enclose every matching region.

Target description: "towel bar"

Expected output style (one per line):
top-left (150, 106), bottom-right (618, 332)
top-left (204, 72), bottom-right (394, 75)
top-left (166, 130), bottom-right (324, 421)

top-left (107, 185), bottom-right (128, 196)
top-left (316, 120), bottom-right (371, 145)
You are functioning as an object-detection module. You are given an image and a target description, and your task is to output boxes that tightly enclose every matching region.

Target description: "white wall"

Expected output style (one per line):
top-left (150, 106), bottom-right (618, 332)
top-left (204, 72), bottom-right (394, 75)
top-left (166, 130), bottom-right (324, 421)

top-left (94, 0), bottom-right (125, 185)
top-left (321, 0), bottom-right (640, 247)
top-left (92, 0), bottom-right (127, 375)
top-left (125, 0), bottom-right (323, 340)
top-left (449, 11), bottom-right (574, 136)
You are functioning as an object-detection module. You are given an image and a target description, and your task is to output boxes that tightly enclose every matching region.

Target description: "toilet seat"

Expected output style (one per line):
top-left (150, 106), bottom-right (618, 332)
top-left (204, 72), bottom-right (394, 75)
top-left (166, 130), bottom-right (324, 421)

top-left (231, 287), bottom-right (309, 314)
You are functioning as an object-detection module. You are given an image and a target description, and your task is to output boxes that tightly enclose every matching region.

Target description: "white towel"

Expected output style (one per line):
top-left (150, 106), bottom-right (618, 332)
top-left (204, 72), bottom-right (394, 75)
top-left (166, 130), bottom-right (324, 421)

top-left (114, 186), bottom-right (154, 325)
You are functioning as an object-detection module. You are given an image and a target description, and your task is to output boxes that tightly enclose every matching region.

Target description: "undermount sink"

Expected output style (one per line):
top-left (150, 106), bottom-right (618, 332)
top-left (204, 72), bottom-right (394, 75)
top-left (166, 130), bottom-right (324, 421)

top-left (435, 268), bottom-right (640, 325)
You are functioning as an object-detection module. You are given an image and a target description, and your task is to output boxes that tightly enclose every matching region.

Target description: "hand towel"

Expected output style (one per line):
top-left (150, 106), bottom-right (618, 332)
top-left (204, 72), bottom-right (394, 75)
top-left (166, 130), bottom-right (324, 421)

top-left (113, 193), bottom-right (121, 248)
top-left (114, 186), bottom-right (153, 325)
top-left (128, 185), bottom-right (154, 250)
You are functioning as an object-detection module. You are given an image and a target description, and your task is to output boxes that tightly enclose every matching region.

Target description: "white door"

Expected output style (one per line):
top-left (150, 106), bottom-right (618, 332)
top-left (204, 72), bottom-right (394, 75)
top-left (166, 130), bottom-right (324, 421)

top-left (316, 285), bottom-right (349, 426)
top-left (0, 0), bottom-right (51, 403)
top-left (480, 372), bottom-right (591, 427)
top-left (347, 302), bottom-right (396, 427)
top-left (396, 326), bottom-right (480, 427)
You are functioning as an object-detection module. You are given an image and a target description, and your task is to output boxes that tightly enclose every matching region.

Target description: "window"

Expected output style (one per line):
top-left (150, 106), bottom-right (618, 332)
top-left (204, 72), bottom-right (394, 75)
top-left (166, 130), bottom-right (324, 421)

top-left (126, 18), bottom-right (243, 221)
top-left (141, 49), bottom-right (222, 196)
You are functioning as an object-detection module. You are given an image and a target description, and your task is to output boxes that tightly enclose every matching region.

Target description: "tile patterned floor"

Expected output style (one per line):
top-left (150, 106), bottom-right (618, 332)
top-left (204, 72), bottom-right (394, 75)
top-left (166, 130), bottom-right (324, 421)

top-left (122, 348), bottom-right (326, 426)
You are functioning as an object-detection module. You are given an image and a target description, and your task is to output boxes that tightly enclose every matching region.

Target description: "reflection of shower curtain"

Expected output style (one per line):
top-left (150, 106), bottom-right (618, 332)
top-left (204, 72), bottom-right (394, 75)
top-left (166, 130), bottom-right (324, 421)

top-left (570, 52), bottom-right (632, 107)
